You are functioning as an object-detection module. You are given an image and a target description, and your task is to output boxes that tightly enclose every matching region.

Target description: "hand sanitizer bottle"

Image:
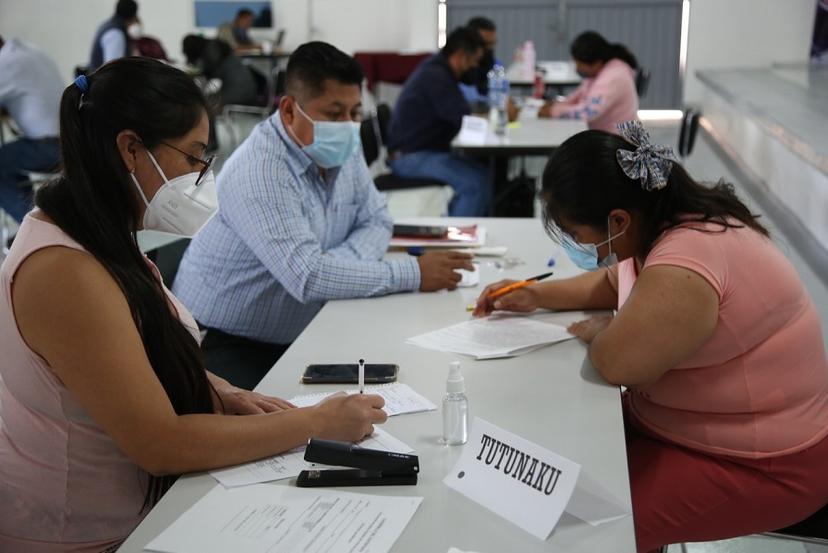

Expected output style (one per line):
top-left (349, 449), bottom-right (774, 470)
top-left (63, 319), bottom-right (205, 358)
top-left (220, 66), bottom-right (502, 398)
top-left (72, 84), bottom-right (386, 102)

top-left (442, 361), bottom-right (468, 445)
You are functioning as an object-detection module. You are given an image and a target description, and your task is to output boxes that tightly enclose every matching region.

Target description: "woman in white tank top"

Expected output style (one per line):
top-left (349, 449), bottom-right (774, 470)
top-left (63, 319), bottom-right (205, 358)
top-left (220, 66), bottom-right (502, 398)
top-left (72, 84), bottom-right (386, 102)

top-left (0, 57), bottom-right (387, 552)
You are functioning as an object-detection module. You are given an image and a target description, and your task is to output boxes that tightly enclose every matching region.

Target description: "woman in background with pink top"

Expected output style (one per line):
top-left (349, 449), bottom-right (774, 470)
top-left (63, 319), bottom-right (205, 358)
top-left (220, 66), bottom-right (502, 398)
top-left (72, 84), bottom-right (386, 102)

top-left (539, 31), bottom-right (639, 133)
top-left (0, 58), bottom-right (386, 552)
top-left (475, 121), bottom-right (828, 551)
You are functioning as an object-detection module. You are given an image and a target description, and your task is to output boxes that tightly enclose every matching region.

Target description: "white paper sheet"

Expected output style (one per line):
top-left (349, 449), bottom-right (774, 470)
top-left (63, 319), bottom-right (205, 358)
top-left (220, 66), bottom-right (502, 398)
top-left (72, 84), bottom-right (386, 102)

top-left (406, 315), bottom-right (575, 359)
top-left (210, 428), bottom-right (413, 488)
top-left (144, 485), bottom-right (423, 553)
top-left (288, 382), bottom-right (437, 417)
top-left (456, 115), bottom-right (489, 146)
top-left (457, 265), bottom-right (480, 287)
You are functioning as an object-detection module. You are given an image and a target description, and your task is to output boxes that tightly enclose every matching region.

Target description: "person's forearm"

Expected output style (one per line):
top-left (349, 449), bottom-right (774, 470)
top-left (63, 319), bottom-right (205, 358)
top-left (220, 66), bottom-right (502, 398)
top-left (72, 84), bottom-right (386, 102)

top-left (141, 407), bottom-right (320, 476)
top-left (325, 223), bottom-right (391, 261)
top-left (534, 269), bottom-right (617, 311)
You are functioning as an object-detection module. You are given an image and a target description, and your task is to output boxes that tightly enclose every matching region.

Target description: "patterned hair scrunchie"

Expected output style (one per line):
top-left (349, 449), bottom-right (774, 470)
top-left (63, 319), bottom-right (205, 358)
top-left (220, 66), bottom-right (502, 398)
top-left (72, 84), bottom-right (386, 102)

top-left (616, 120), bottom-right (678, 191)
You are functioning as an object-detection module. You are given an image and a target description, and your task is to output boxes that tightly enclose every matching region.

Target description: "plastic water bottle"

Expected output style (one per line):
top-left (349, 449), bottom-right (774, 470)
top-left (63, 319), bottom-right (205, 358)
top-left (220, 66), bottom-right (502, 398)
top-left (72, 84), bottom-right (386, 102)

top-left (487, 64), bottom-right (509, 136)
top-left (442, 361), bottom-right (469, 445)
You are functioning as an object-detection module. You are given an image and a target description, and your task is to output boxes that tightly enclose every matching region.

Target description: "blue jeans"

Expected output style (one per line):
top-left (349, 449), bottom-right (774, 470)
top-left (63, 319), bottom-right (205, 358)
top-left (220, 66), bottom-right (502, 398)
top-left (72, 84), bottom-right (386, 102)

top-left (390, 151), bottom-right (491, 216)
top-left (0, 138), bottom-right (60, 222)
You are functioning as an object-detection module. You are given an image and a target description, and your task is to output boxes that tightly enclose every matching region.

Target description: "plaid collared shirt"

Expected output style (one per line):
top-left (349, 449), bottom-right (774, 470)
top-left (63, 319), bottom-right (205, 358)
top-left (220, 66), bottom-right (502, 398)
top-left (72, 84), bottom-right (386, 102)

top-left (173, 113), bottom-right (420, 344)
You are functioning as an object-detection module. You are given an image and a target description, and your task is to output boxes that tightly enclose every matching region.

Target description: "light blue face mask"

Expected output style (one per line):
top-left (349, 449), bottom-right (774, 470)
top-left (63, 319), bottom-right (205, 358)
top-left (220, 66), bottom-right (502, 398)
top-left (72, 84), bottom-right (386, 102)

top-left (292, 102), bottom-right (361, 169)
top-left (560, 221), bottom-right (626, 271)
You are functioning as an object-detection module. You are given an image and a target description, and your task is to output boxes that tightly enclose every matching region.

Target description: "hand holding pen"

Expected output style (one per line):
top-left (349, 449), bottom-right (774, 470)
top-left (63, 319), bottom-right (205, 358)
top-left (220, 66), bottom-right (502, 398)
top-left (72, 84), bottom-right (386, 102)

top-left (472, 272), bottom-right (553, 317)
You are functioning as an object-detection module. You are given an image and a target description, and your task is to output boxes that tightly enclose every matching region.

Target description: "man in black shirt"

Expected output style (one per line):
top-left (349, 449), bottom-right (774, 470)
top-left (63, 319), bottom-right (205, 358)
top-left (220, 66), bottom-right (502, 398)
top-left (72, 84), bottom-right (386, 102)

top-left (461, 16), bottom-right (498, 108)
top-left (387, 27), bottom-right (490, 216)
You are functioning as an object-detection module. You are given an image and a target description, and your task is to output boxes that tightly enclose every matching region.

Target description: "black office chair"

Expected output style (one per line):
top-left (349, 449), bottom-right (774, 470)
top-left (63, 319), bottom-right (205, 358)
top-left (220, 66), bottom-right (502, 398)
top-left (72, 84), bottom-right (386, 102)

top-left (678, 107), bottom-right (701, 158)
top-left (360, 103), bottom-right (448, 192)
top-left (635, 68), bottom-right (651, 98)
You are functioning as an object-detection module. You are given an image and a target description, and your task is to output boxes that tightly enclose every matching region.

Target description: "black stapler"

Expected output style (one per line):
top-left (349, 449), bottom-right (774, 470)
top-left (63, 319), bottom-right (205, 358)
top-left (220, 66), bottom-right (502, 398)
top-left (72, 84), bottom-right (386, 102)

top-left (296, 438), bottom-right (419, 487)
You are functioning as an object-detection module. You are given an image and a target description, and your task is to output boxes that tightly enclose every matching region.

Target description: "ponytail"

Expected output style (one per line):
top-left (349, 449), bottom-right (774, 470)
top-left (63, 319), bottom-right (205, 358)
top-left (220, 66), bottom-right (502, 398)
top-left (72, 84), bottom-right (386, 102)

top-left (610, 43), bottom-right (638, 70)
top-left (36, 58), bottom-right (216, 510)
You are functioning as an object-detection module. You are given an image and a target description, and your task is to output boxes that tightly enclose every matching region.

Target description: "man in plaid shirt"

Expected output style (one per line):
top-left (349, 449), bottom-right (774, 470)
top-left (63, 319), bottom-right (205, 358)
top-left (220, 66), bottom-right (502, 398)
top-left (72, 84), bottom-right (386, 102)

top-left (174, 42), bottom-right (472, 389)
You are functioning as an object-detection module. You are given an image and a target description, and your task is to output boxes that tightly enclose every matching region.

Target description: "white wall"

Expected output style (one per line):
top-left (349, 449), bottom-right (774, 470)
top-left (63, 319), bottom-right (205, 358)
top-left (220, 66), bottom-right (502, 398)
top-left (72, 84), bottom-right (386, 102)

top-left (684, 0), bottom-right (816, 104)
top-left (293, 0), bottom-right (437, 54)
top-left (0, 0), bottom-right (438, 83)
top-left (0, 0), bottom-right (191, 82)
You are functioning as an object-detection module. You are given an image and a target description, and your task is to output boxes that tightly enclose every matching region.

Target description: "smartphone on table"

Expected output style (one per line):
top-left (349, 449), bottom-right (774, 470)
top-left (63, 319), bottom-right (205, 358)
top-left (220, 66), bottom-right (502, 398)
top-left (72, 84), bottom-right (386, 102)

top-left (300, 364), bottom-right (399, 384)
top-left (392, 224), bottom-right (448, 238)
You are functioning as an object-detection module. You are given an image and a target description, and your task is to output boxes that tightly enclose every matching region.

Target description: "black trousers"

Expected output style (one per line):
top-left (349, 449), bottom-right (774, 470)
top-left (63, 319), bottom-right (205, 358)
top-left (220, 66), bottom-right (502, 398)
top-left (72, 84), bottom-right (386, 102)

top-left (200, 327), bottom-right (290, 390)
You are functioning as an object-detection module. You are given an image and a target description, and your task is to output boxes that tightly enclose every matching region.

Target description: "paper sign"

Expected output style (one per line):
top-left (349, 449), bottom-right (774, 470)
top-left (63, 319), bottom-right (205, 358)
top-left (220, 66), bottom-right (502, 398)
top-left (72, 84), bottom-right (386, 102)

top-left (444, 417), bottom-right (581, 540)
top-left (456, 115), bottom-right (489, 146)
top-left (567, 471), bottom-right (630, 526)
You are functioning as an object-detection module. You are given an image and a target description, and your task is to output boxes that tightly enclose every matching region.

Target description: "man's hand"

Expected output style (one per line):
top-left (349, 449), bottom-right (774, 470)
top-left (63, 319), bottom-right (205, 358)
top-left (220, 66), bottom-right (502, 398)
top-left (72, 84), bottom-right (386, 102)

top-left (417, 251), bottom-right (475, 291)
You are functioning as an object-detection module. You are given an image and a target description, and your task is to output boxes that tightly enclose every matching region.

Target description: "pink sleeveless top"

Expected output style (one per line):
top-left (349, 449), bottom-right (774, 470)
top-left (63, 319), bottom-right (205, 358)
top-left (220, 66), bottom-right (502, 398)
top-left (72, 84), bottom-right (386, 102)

top-left (0, 213), bottom-right (201, 552)
top-left (615, 222), bottom-right (828, 459)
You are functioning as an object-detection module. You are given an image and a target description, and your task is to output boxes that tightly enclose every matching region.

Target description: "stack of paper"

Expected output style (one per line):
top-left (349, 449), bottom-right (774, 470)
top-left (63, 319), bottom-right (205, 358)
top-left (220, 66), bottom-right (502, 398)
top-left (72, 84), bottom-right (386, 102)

top-left (407, 316), bottom-right (574, 360)
top-left (288, 382), bottom-right (437, 417)
top-left (210, 427), bottom-right (412, 488)
top-left (145, 485), bottom-right (422, 553)
top-left (390, 225), bottom-right (487, 248)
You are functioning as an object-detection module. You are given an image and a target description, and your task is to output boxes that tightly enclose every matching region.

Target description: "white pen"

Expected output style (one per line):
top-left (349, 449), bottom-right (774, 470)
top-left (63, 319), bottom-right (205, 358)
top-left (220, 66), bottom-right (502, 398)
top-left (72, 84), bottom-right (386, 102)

top-left (358, 358), bottom-right (365, 394)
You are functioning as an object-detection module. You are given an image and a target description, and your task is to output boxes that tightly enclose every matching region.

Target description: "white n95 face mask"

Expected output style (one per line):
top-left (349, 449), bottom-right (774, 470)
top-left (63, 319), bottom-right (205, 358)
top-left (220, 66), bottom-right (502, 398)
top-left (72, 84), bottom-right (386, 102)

top-left (130, 149), bottom-right (218, 237)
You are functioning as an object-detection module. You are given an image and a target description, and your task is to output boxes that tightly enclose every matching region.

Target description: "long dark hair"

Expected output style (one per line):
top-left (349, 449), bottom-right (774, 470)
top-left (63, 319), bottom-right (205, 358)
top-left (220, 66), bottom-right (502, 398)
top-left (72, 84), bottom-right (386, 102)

top-left (35, 57), bottom-right (216, 509)
top-left (540, 130), bottom-right (768, 255)
top-left (571, 30), bottom-right (638, 70)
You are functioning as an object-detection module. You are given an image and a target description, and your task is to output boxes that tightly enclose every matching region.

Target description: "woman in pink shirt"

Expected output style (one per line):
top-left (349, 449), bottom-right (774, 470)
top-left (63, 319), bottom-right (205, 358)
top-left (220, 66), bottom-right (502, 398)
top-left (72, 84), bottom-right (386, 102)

top-left (0, 58), bottom-right (386, 552)
top-left (539, 31), bottom-right (639, 133)
top-left (475, 121), bottom-right (828, 551)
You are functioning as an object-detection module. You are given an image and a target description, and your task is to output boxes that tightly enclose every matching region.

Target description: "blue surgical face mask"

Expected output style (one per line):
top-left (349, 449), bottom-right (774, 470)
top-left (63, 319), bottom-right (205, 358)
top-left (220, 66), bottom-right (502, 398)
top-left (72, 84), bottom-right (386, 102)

top-left (291, 101), bottom-right (361, 169)
top-left (561, 220), bottom-right (626, 271)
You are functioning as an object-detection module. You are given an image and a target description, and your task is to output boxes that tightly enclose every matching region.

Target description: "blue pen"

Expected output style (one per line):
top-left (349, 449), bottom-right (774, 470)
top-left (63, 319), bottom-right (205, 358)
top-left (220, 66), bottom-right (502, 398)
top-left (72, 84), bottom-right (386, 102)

top-left (407, 247), bottom-right (425, 256)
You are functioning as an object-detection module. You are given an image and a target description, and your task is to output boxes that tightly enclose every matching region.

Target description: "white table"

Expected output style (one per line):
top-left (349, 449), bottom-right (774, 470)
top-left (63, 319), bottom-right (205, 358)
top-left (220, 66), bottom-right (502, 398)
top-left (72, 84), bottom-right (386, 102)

top-left (452, 118), bottom-right (587, 157)
top-left (452, 119), bottom-right (587, 217)
top-left (120, 217), bottom-right (636, 553)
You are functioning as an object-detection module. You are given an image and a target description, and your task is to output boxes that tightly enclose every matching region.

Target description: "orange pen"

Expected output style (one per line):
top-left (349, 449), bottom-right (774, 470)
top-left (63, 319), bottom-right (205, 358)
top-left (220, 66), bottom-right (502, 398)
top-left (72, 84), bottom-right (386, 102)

top-left (488, 272), bottom-right (554, 300)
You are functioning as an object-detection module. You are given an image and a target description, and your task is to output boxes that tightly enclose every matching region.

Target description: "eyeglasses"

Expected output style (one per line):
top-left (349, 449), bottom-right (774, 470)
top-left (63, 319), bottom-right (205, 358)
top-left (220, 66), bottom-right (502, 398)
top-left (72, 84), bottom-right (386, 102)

top-left (159, 141), bottom-right (216, 186)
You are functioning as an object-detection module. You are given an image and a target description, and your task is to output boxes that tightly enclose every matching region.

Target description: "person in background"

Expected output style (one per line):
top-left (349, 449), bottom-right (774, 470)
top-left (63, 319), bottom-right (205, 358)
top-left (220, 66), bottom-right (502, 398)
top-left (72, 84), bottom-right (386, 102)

top-left (173, 42), bottom-right (473, 390)
top-left (182, 34), bottom-right (259, 152)
top-left (0, 57), bottom-right (386, 551)
top-left (88, 0), bottom-right (140, 71)
top-left (130, 22), bottom-right (169, 62)
top-left (387, 27), bottom-right (490, 217)
top-left (182, 34), bottom-right (257, 107)
top-left (217, 7), bottom-right (260, 53)
top-left (475, 122), bottom-right (828, 552)
top-left (0, 36), bottom-right (63, 223)
top-left (539, 30), bottom-right (639, 133)
top-left (460, 16), bottom-right (498, 109)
